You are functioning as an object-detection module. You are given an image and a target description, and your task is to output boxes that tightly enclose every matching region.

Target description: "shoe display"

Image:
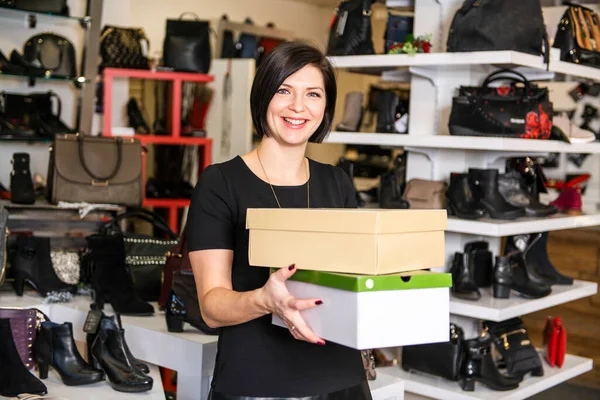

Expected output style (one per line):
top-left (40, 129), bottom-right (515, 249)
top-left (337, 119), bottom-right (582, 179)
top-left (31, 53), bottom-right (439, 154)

top-left (376, 90), bottom-right (400, 133)
top-left (504, 234), bottom-right (558, 286)
top-left (0, 318), bottom-right (47, 397)
top-left (35, 321), bottom-right (104, 386)
top-left (498, 171), bottom-right (558, 217)
top-left (445, 173), bottom-right (486, 219)
top-left (552, 113), bottom-right (596, 144)
top-left (86, 234), bottom-right (154, 316)
top-left (336, 92), bottom-right (364, 132)
top-left (464, 241), bottom-right (494, 288)
top-left (450, 252), bottom-right (481, 300)
top-left (337, 157), bottom-right (366, 208)
top-left (550, 186), bottom-right (583, 215)
top-left (493, 252), bottom-right (552, 299)
top-left (468, 169), bottom-right (526, 220)
top-left (10, 153), bottom-right (35, 205)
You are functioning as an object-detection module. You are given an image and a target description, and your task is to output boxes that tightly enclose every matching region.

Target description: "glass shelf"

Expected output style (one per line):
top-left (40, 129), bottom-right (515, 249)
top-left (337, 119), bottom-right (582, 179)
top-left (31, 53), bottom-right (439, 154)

top-left (0, 5), bottom-right (91, 27)
top-left (0, 70), bottom-right (88, 85)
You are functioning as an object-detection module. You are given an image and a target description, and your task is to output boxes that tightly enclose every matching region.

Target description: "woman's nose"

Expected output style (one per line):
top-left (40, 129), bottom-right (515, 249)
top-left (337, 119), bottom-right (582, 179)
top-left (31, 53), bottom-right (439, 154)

top-left (289, 94), bottom-right (305, 112)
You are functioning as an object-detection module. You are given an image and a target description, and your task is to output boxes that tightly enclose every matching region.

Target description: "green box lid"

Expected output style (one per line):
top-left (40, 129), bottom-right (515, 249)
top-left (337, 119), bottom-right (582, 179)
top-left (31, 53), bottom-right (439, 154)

top-left (281, 269), bottom-right (452, 292)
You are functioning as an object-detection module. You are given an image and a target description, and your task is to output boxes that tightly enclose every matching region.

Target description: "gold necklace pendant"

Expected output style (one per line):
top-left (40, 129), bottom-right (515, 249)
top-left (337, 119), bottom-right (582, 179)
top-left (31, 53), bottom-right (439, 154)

top-left (256, 148), bottom-right (310, 209)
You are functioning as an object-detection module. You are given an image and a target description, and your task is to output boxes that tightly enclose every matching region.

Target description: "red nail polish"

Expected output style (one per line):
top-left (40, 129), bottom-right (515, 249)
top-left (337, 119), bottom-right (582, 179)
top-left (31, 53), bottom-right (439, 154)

top-left (288, 264), bottom-right (295, 271)
top-left (315, 300), bottom-right (323, 305)
top-left (318, 341), bottom-right (326, 346)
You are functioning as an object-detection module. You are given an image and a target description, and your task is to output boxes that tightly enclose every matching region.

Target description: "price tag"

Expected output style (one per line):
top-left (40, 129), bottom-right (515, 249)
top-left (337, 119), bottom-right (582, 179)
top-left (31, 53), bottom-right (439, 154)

top-left (82, 310), bottom-right (103, 334)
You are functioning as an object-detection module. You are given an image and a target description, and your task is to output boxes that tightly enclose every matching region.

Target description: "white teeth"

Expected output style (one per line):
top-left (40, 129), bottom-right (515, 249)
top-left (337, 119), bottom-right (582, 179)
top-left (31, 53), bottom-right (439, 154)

top-left (283, 117), bottom-right (306, 125)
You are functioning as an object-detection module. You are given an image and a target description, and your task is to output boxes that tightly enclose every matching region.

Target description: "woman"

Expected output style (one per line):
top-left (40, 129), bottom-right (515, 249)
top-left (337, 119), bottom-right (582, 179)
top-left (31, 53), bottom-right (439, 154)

top-left (187, 42), bottom-right (371, 399)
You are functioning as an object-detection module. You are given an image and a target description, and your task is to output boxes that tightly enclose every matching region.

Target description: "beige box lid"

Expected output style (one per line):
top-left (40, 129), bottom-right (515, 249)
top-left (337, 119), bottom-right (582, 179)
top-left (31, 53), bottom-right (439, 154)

top-left (246, 208), bottom-right (447, 234)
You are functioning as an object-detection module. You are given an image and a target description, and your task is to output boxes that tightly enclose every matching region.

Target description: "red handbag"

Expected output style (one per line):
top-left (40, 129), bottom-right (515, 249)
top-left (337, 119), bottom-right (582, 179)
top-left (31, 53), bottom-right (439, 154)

top-left (544, 316), bottom-right (566, 368)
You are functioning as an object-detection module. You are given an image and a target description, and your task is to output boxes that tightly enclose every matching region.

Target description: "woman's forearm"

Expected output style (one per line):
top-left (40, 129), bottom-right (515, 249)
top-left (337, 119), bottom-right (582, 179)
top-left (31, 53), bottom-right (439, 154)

top-left (201, 286), bottom-right (270, 328)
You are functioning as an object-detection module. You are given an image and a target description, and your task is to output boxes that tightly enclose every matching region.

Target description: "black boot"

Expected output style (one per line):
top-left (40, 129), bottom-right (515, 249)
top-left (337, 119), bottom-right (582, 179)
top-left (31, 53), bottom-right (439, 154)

top-left (504, 234), bottom-right (557, 286)
top-left (446, 173), bottom-right (485, 219)
top-left (464, 241), bottom-right (493, 288)
top-left (498, 171), bottom-right (557, 217)
top-left (493, 252), bottom-right (552, 299)
top-left (468, 169), bottom-right (526, 220)
top-left (0, 318), bottom-right (47, 397)
top-left (86, 234), bottom-right (154, 316)
top-left (460, 335), bottom-right (521, 392)
top-left (90, 318), bottom-right (153, 393)
top-left (376, 91), bottom-right (400, 133)
top-left (337, 158), bottom-right (366, 207)
top-left (528, 232), bottom-right (573, 285)
top-left (11, 236), bottom-right (76, 296)
top-left (450, 252), bottom-right (480, 300)
top-left (379, 155), bottom-right (409, 209)
top-left (165, 271), bottom-right (219, 335)
top-left (35, 321), bottom-right (104, 386)
top-left (10, 153), bottom-right (35, 205)
top-left (87, 313), bottom-right (150, 374)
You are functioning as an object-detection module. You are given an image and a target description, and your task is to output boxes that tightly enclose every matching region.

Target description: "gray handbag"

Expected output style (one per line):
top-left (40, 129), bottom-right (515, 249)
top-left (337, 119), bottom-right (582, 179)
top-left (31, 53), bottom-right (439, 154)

top-left (47, 134), bottom-right (143, 206)
top-left (0, 205), bottom-right (8, 285)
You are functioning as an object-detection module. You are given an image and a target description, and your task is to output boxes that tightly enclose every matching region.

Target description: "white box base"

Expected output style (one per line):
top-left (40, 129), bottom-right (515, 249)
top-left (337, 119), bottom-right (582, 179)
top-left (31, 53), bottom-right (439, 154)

top-left (274, 281), bottom-right (450, 349)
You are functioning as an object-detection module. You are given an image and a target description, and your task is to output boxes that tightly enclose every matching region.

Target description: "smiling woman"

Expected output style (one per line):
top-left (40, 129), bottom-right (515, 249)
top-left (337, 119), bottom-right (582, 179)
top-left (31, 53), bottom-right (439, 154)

top-left (185, 42), bottom-right (372, 399)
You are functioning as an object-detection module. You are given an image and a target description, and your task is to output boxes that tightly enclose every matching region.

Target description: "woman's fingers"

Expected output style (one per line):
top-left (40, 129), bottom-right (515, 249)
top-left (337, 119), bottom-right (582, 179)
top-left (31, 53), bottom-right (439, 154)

top-left (272, 263), bottom-right (297, 283)
top-left (287, 297), bottom-right (323, 311)
top-left (286, 312), bottom-right (324, 345)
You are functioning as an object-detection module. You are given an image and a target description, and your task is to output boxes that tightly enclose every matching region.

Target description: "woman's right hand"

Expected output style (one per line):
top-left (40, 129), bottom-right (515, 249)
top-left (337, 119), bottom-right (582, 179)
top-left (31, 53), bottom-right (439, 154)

top-left (260, 264), bottom-right (325, 346)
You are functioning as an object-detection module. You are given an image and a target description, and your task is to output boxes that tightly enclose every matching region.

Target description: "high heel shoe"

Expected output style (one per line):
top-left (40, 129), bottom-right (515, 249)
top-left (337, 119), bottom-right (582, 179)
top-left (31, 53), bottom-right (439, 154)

top-left (446, 173), bottom-right (485, 219)
top-left (35, 321), bottom-right (104, 386)
top-left (493, 252), bottom-right (551, 299)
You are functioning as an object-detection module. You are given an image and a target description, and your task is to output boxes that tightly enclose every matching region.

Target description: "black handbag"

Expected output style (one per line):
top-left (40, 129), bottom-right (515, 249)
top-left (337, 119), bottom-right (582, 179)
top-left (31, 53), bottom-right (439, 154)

top-left (23, 33), bottom-right (77, 78)
top-left (163, 13), bottom-right (211, 73)
top-left (100, 25), bottom-right (149, 70)
top-left (14, 0), bottom-right (68, 15)
top-left (483, 318), bottom-right (544, 379)
top-left (384, 13), bottom-right (413, 53)
top-left (449, 69), bottom-right (553, 139)
top-left (554, 3), bottom-right (600, 68)
top-left (447, 0), bottom-right (547, 58)
top-left (102, 209), bottom-right (179, 302)
top-left (402, 323), bottom-right (465, 381)
top-left (327, 0), bottom-right (375, 56)
top-left (1, 1), bottom-right (15, 8)
top-left (236, 18), bottom-right (259, 60)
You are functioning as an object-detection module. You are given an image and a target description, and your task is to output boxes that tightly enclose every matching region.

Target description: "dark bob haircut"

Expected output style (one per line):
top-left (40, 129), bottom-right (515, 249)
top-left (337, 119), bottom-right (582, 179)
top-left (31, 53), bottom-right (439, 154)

top-left (250, 41), bottom-right (337, 144)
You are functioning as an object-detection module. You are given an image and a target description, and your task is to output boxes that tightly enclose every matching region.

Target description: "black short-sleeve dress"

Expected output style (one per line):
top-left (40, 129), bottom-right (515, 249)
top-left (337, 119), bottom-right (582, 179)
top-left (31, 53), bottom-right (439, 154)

top-left (186, 156), bottom-right (366, 397)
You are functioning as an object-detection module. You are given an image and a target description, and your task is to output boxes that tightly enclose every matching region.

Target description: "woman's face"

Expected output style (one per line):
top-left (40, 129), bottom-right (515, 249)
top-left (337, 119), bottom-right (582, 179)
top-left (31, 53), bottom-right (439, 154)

top-left (266, 64), bottom-right (326, 146)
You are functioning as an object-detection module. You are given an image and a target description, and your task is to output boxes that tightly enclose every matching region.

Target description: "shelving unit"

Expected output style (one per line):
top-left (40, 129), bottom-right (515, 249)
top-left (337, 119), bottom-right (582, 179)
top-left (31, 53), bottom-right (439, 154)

top-left (328, 0), bottom-right (599, 398)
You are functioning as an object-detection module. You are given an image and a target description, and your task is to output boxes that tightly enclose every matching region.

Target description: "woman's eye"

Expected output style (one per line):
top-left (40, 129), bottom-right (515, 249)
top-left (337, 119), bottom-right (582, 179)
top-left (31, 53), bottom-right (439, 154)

top-left (277, 88), bottom-right (289, 94)
top-left (308, 92), bottom-right (321, 98)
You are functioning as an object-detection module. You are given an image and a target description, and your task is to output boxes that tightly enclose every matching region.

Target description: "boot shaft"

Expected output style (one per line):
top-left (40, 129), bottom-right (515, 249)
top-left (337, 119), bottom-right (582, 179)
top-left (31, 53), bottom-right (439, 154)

top-left (11, 153), bottom-right (32, 174)
top-left (468, 168), bottom-right (499, 197)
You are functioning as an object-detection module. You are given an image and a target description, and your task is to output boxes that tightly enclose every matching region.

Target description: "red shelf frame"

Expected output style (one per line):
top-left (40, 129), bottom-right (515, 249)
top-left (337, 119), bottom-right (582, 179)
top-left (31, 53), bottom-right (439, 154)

top-left (102, 68), bottom-right (214, 232)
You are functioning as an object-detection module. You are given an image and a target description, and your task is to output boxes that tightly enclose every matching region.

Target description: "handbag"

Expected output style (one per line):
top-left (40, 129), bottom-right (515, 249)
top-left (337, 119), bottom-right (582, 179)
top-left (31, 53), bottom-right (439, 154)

top-left (402, 323), bottom-right (465, 381)
top-left (449, 69), bottom-right (553, 139)
top-left (236, 18), bottom-right (259, 60)
top-left (544, 316), bottom-right (566, 368)
top-left (102, 209), bottom-right (179, 302)
top-left (384, 13), bottom-right (413, 53)
top-left (1, 0), bottom-right (15, 8)
top-left (554, 3), bottom-right (600, 68)
top-left (50, 249), bottom-right (80, 285)
top-left (158, 225), bottom-right (192, 308)
top-left (47, 134), bottom-right (143, 206)
top-left (483, 317), bottom-right (544, 379)
top-left (327, 0), bottom-right (375, 56)
top-left (402, 179), bottom-right (447, 209)
top-left (14, 0), bottom-right (68, 15)
top-left (0, 308), bottom-right (48, 370)
top-left (23, 33), bottom-right (77, 78)
top-left (0, 205), bottom-right (8, 285)
top-left (163, 12), bottom-right (211, 73)
top-left (100, 25), bottom-right (149, 70)
top-left (447, 0), bottom-right (547, 59)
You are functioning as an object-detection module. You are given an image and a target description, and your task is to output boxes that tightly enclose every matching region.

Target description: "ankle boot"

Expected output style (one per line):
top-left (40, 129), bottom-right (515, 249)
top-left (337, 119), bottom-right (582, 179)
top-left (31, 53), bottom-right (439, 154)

top-left (379, 154), bottom-right (409, 209)
top-left (86, 234), bottom-right (154, 316)
top-left (460, 335), bottom-right (520, 392)
top-left (165, 271), bottom-right (219, 335)
top-left (91, 318), bottom-right (153, 393)
top-left (337, 158), bottom-right (366, 207)
top-left (468, 169), bottom-right (526, 220)
top-left (87, 313), bottom-right (149, 374)
top-left (10, 153), bottom-right (35, 205)
top-left (0, 318), bottom-right (47, 397)
top-left (376, 91), bottom-right (400, 133)
top-left (551, 186), bottom-right (582, 215)
top-left (12, 236), bottom-right (76, 296)
top-left (336, 92), bottom-right (364, 132)
top-left (504, 234), bottom-right (557, 286)
top-left (493, 252), bottom-right (551, 299)
top-left (498, 171), bottom-right (558, 217)
top-left (464, 241), bottom-right (493, 288)
top-left (446, 173), bottom-right (485, 219)
top-left (450, 252), bottom-right (480, 300)
top-left (35, 321), bottom-right (104, 386)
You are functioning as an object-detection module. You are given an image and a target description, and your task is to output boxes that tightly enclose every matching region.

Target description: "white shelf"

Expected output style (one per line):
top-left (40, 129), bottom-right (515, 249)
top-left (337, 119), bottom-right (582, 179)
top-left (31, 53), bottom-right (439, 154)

top-left (378, 353), bottom-right (593, 400)
top-left (450, 280), bottom-right (598, 321)
top-left (550, 59), bottom-right (600, 81)
top-left (370, 373), bottom-right (405, 400)
top-left (446, 210), bottom-right (600, 237)
top-left (326, 132), bottom-right (600, 154)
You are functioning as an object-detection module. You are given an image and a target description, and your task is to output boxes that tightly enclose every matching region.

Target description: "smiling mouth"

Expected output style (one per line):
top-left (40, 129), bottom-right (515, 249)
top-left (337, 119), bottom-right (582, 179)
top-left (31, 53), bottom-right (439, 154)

top-left (282, 117), bottom-right (307, 126)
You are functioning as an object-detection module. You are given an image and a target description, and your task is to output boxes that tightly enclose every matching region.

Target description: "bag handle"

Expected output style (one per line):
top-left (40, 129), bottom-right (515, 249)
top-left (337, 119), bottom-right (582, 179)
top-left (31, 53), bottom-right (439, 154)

top-left (34, 35), bottom-right (66, 72)
top-left (482, 69), bottom-right (531, 91)
top-left (49, 91), bottom-right (62, 119)
top-left (105, 209), bottom-right (178, 239)
top-left (179, 12), bottom-right (200, 20)
top-left (77, 136), bottom-right (123, 183)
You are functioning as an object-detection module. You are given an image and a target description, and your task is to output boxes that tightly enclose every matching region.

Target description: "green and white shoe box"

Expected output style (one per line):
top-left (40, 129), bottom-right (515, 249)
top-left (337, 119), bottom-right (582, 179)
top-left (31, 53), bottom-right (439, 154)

top-left (273, 269), bottom-right (452, 350)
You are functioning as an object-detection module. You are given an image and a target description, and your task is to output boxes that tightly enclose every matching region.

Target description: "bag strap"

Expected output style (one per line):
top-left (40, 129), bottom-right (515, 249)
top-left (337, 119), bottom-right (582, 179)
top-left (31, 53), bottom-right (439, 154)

top-left (77, 136), bottom-right (123, 182)
top-left (34, 35), bottom-right (65, 72)
top-left (482, 69), bottom-right (530, 88)
top-left (49, 91), bottom-right (61, 119)
top-left (178, 12), bottom-right (200, 20)
top-left (106, 209), bottom-right (178, 239)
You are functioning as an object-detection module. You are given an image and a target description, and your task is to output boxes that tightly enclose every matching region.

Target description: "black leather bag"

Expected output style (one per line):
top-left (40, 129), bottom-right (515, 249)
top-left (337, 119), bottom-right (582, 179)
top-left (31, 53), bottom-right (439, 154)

top-left (100, 26), bottom-right (149, 70)
top-left (483, 318), bottom-right (544, 379)
top-left (14, 0), bottom-right (68, 15)
top-left (1, 0), bottom-right (15, 8)
top-left (554, 3), bottom-right (600, 68)
top-left (327, 0), bottom-right (375, 56)
top-left (163, 13), bottom-right (211, 73)
top-left (102, 209), bottom-right (179, 302)
top-left (402, 323), bottom-right (465, 381)
top-left (23, 33), bottom-right (77, 78)
top-left (447, 0), bottom-right (546, 58)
